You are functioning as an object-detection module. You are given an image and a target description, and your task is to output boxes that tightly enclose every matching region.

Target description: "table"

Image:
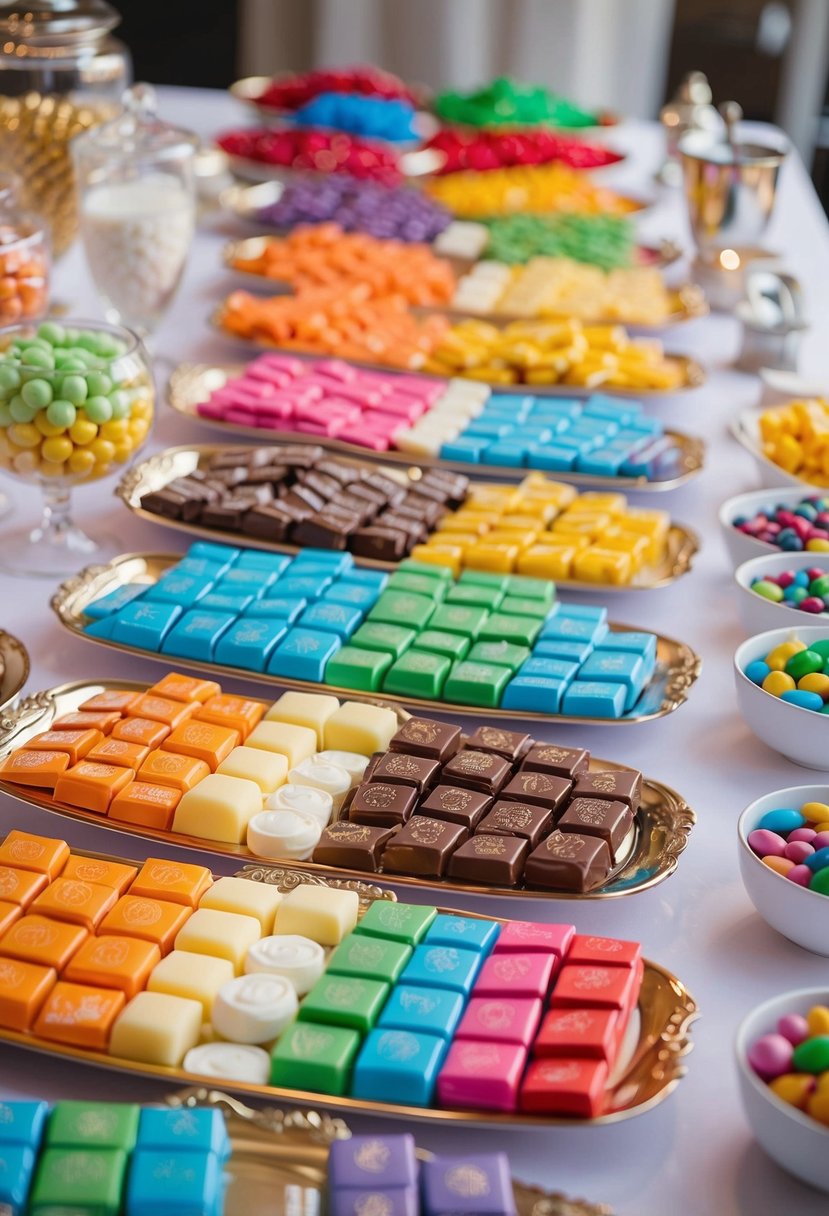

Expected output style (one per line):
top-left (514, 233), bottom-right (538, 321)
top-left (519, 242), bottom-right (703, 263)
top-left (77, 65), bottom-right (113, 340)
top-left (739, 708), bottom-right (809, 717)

top-left (2, 87), bottom-right (829, 1216)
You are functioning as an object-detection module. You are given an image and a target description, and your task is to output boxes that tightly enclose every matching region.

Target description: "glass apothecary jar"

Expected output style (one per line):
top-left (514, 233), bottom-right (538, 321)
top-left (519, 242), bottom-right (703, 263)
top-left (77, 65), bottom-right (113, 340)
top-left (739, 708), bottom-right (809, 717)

top-left (0, 1), bottom-right (130, 257)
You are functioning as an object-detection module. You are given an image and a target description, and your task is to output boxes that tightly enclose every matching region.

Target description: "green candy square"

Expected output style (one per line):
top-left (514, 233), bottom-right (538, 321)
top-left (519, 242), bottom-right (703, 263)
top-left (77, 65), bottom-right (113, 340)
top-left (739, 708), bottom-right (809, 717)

top-left (327, 933), bottom-right (412, 984)
top-left (399, 559), bottom-right (453, 582)
top-left (350, 622), bottom-right (417, 658)
top-left (478, 612), bottom-right (543, 646)
top-left (356, 901), bottom-right (437, 944)
top-left (387, 571), bottom-right (448, 600)
top-left (30, 1148), bottom-right (127, 1214)
top-left (368, 590), bottom-right (436, 631)
top-left (467, 640), bottom-right (530, 670)
top-left (416, 629), bottom-right (471, 661)
top-left (445, 584), bottom-right (504, 609)
top-left (325, 645), bottom-right (393, 691)
top-left (46, 1101), bottom-right (140, 1151)
top-left (430, 603), bottom-right (490, 638)
top-left (299, 975), bottom-right (390, 1032)
top-left (505, 574), bottom-right (555, 603)
top-left (443, 660), bottom-right (513, 707)
top-left (499, 595), bottom-right (550, 619)
top-left (271, 1022), bottom-right (361, 1096)
top-left (458, 570), bottom-right (511, 592)
top-left (383, 649), bottom-right (451, 699)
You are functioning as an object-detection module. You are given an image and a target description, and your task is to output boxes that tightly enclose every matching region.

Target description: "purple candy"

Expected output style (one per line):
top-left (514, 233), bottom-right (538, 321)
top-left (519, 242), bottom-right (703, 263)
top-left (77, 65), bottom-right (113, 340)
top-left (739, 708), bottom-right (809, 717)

top-left (784, 840), bottom-right (815, 864)
top-left (420, 1154), bottom-right (516, 1216)
top-left (748, 829), bottom-right (787, 858)
top-left (328, 1135), bottom-right (417, 1189)
top-left (328, 1189), bottom-right (418, 1216)
top-left (747, 1032), bottom-right (794, 1080)
top-left (777, 1013), bottom-right (810, 1044)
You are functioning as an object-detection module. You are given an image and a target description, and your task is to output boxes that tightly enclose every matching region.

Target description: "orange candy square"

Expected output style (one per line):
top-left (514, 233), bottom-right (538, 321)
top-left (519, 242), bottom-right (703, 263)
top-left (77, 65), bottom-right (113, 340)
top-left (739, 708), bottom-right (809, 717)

top-left (137, 751), bottom-right (209, 793)
top-left (33, 980), bottom-right (125, 1049)
top-left (148, 673), bottom-right (221, 704)
top-left (0, 901), bottom-right (21, 935)
top-left (53, 761), bottom-right (136, 814)
top-left (51, 711), bottom-right (122, 734)
top-left (86, 738), bottom-right (149, 768)
top-left (111, 717), bottom-right (170, 749)
top-left (161, 721), bottom-right (239, 771)
top-left (31, 877), bottom-right (118, 932)
top-left (127, 694), bottom-right (197, 729)
top-left (26, 729), bottom-right (104, 764)
top-left (78, 689), bottom-right (139, 713)
top-left (62, 855), bottom-right (137, 894)
top-left (98, 895), bottom-right (191, 954)
top-left (109, 781), bottom-right (181, 831)
top-left (0, 866), bottom-right (48, 907)
top-left (0, 749), bottom-right (70, 789)
top-left (0, 957), bottom-right (56, 1031)
top-left (0, 832), bottom-right (70, 879)
top-left (128, 859), bottom-right (213, 908)
top-left (194, 694), bottom-right (265, 740)
top-left (63, 934), bottom-right (161, 999)
top-left (0, 913), bottom-right (87, 970)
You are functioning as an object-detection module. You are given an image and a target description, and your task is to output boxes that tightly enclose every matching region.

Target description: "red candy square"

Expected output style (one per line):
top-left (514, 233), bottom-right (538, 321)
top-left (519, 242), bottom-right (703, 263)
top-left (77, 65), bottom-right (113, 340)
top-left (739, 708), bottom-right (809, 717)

top-left (567, 934), bottom-right (641, 968)
top-left (492, 921), bottom-right (574, 957)
top-left (534, 1007), bottom-right (619, 1062)
top-left (551, 964), bottom-right (637, 1012)
top-left (455, 996), bottom-right (543, 1047)
top-left (474, 952), bottom-right (556, 999)
top-left (520, 1057), bottom-right (609, 1117)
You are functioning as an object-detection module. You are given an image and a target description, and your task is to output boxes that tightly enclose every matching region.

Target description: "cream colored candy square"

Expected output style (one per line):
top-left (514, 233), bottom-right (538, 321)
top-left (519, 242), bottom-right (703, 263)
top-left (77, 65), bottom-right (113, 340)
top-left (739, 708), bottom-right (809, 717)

top-left (323, 702), bottom-right (398, 756)
top-left (175, 907), bottom-right (262, 973)
top-left (274, 884), bottom-right (359, 946)
top-left (147, 949), bottom-right (235, 1017)
top-left (199, 875), bottom-right (283, 934)
top-left (265, 691), bottom-right (340, 748)
top-left (172, 773), bottom-right (263, 844)
top-left (216, 746), bottom-right (287, 794)
top-left (109, 991), bottom-right (202, 1067)
top-left (247, 721), bottom-right (317, 768)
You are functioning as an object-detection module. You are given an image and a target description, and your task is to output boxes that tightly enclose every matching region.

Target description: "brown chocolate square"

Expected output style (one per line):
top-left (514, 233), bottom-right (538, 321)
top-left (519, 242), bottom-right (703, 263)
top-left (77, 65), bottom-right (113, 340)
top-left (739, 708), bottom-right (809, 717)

top-left (448, 833), bottom-right (528, 887)
top-left (349, 781), bottom-right (418, 827)
top-left (369, 752), bottom-right (441, 794)
top-left (381, 816), bottom-right (468, 878)
top-left (464, 726), bottom-right (532, 762)
top-left (389, 718), bottom-right (461, 762)
top-left (557, 798), bottom-right (633, 863)
top-left (500, 770), bottom-right (572, 811)
top-left (476, 800), bottom-right (553, 847)
top-left (312, 821), bottom-right (397, 872)
top-left (572, 769), bottom-right (642, 812)
top-left (416, 784), bottom-right (492, 830)
top-left (520, 744), bottom-right (590, 780)
top-left (524, 831), bottom-right (611, 892)
top-left (441, 749), bottom-right (512, 796)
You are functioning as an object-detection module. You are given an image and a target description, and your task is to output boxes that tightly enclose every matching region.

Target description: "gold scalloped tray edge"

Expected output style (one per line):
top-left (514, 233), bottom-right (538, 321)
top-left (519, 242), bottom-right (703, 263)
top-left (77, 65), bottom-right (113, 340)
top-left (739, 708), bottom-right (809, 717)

top-left (115, 444), bottom-right (700, 590)
top-left (166, 362), bottom-right (707, 491)
top-left (0, 843), bottom-right (698, 1128)
top-left (49, 553), bottom-right (702, 726)
top-left (0, 678), bottom-right (696, 901)
top-left (0, 629), bottom-right (29, 716)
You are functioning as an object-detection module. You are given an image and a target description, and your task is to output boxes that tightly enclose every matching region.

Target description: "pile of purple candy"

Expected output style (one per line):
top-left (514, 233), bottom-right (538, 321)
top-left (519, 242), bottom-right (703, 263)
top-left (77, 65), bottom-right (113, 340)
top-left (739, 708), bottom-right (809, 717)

top-left (256, 173), bottom-right (453, 242)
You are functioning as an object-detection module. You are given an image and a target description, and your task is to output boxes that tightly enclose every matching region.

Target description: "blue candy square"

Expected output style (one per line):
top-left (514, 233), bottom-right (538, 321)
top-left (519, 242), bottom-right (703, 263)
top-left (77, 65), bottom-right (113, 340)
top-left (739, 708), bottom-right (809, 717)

top-left (377, 986), bottom-right (466, 1042)
top-left (533, 637), bottom-right (594, 664)
top-left (188, 542), bottom-right (240, 567)
top-left (160, 610), bottom-right (236, 661)
top-left (484, 394), bottom-right (534, 417)
top-left (110, 601), bottom-right (182, 651)
top-left (235, 552), bottom-right (291, 574)
top-left (0, 1144), bottom-right (35, 1212)
top-left (215, 568), bottom-right (275, 596)
top-left (483, 441), bottom-right (528, 467)
top-left (502, 675), bottom-right (568, 713)
top-left (84, 615), bottom-right (118, 639)
top-left (464, 420), bottom-right (514, 439)
top-left (277, 575), bottom-right (332, 599)
top-left (582, 394), bottom-right (639, 422)
top-left (323, 582), bottom-right (381, 612)
top-left (214, 617), bottom-right (288, 671)
top-left (137, 1108), bottom-right (230, 1161)
top-left (84, 585), bottom-right (145, 619)
top-left (530, 445), bottom-right (577, 471)
top-left (145, 573), bottom-right (215, 607)
top-left (558, 604), bottom-right (608, 625)
top-left (126, 1149), bottom-right (224, 1216)
top-left (424, 914), bottom-right (500, 954)
top-left (299, 601), bottom-right (363, 640)
top-left (540, 614), bottom-right (608, 645)
top-left (198, 592), bottom-right (255, 614)
top-left (439, 437), bottom-right (488, 463)
top-left (351, 1029), bottom-right (447, 1106)
top-left (339, 569), bottom-right (388, 591)
top-left (578, 650), bottom-right (647, 710)
top-left (574, 449), bottom-right (625, 475)
top-left (267, 628), bottom-right (341, 682)
top-left (596, 630), bottom-right (656, 661)
top-left (255, 594), bottom-right (307, 620)
top-left (0, 1100), bottom-right (48, 1146)
top-left (561, 680), bottom-right (626, 719)
top-left (399, 944), bottom-right (482, 995)
top-left (518, 656), bottom-right (579, 682)
top-left (290, 549), bottom-right (353, 571)
top-left (173, 558), bottom-right (230, 580)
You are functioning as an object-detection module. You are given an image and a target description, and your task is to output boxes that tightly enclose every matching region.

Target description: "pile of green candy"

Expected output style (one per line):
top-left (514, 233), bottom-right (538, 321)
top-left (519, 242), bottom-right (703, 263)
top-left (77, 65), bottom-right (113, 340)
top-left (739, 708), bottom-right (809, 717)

top-left (434, 76), bottom-right (602, 130)
top-left (482, 213), bottom-right (637, 270)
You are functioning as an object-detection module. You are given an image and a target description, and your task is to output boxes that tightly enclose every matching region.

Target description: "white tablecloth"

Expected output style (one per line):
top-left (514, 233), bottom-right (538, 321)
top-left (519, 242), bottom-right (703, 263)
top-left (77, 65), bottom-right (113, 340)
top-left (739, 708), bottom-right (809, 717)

top-left (2, 87), bottom-right (829, 1216)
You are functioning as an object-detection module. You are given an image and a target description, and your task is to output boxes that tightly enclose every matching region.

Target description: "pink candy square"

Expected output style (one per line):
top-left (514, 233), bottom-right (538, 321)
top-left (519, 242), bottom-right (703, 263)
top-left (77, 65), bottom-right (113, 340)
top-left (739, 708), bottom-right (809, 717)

top-left (455, 997), bottom-right (543, 1047)
top-left (437, 1040), bottom-right (527, 1112)
top-left (314, 358), bottom-right (358, 383)
top-left (473, 953), bottom-right (556, 999)
top-left (493, 922), bottom-right (575, 958)
top-left (260, 354), bottom-right (305, 376)
top-left (337, 425), bottom-right (391, 450)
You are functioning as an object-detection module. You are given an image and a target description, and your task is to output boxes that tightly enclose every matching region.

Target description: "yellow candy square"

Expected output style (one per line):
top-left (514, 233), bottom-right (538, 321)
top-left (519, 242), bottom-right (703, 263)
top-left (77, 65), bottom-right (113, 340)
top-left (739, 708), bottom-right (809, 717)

top-left (464, 542), bottom-right (520, 573)
top-left (409, 544), bottom-right (463, 576)
top-left (147, 949), bottom-right (234, 1017)
top-left (264, 691), bottom-right (340, 748)
top-left (572, 548), bottom-right (634, 585)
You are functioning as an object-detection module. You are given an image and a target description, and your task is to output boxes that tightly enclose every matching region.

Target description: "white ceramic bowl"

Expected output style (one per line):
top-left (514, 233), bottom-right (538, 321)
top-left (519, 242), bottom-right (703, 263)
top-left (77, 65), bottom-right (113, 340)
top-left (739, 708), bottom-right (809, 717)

top-left (718, 487), bottom-right (822, 568)
top-left (736, 987), bottom-right (829, 1192)
top-left (734, 552), bottom-right (829, 635)
top-left (738, 786), bottom-right (829, 955)
top-left (734, 626), bottom-right (829, 769)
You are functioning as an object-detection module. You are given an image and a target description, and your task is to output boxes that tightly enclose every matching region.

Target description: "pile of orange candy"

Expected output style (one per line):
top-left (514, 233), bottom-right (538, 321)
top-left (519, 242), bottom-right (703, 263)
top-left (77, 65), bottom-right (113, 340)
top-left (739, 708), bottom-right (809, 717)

top-left (0, 219), bottom-right (49, 324)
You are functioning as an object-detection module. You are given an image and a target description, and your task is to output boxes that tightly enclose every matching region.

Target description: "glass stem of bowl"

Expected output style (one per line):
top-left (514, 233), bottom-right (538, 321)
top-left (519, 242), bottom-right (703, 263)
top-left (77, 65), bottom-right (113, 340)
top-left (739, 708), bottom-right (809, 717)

top-left (31, 481), bottom-right (96, 555)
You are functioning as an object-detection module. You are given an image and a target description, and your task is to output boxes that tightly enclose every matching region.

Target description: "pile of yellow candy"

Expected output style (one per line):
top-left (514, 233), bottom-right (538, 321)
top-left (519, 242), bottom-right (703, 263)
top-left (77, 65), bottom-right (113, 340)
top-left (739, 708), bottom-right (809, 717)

top-left (758, 398), bottom-right (829, 487)
top-left (421, 317), bottom-right (686, 390)
top-left (487, 260), bottom-right (675, 326)
top-left (424, 163), bottom-right (641, 219)
top-left (409, 476), bottom-right (671, 584)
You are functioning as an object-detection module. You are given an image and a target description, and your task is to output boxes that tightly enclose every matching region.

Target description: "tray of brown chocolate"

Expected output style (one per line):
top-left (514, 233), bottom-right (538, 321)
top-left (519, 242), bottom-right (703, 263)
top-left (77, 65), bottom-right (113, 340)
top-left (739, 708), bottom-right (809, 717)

top-left (0, 675), bottom-right (694, 899)
top-left (50, 553), bottom-right (701, 727)
top-left (0, 829), bottom-right (698, 1127)
top-left (0, 628), bottom-right (30, 716)
top-left (167, 364), bottom-right (705, 492)
top-left (116, 445), bottom-right (700, 591)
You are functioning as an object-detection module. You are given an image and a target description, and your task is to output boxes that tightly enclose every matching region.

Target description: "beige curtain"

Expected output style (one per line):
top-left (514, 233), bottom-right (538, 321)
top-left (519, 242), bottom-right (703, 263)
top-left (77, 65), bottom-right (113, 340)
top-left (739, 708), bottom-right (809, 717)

top-left (239, 0), bottom-right (677, 120)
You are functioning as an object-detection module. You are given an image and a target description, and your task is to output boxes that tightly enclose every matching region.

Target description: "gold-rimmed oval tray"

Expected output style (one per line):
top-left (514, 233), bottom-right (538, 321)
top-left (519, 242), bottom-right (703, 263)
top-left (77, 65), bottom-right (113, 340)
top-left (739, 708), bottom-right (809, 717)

top-left (0, 843), bottom-right (698, 1128)
top-left (50, 554), bottom-right (702, 726)
top-left (116, 445), bottom-right (700, 591)
top-left (0, 678), bottom-right (695, 900)
top-left (209, 307), bottom-right (706, 397)
top-left (163, 1086), bottom-right (615, 1214)
top-left (167, 363), bottom-right (706, 491)
top-left (0, 628), bottom-right (29, 716)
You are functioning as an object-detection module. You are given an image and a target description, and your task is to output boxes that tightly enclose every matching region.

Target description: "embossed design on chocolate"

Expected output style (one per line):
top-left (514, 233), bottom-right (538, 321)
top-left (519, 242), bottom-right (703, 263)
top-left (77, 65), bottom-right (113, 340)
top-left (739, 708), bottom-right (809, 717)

top-left (348, 940), bottom-right (385, 968)
top-left (384, 755), bottom-right (421, 777)
top-left (400, 720), bottom-right (437, 745)
top-left (360, 785), bottom-right (397, 808)
top-left (538, 1062), bottom-right (582, 1084)
top-left (454, 751), bottom-right (494, 773)
top-left (491, 805), bottom-right (532, 830)
top-left (584, 936), bottom-right (623, 952)
top-left (376, 1030), bottom-right (420, 1062)
top-left (535, 747), bottom-right (568, 763)
top-left (327, 979), bottom-right (364, 1007)
top-left (478, 727), bottom-right (512, 749)
top-left (290, 1025), bottom-right (332, 1057)
top-left (53, 880), bottom-right (93, 906)
top-left (326, 823), bottom-right (371, 842)
top-left (355, 1194), bottom-right (392, 1216)
top-left (575, 799), bottom-right (608, 826)
top-left (545, 832), bottom-right (585, 858)
top-left (548, 1010), bottom-right (594, 1033)
top-left (591, 773), bottom-right (617, 793)
top-left (515, 772), bottom-right (556, 794)
top-left (458, 1042), bottom-right (501, 1070)
top-left (472, 836), bottom-right (506, 855)
top-left (438, 788), bottom-right (471, 809)
top-left (407, 819), bottom-right (445, 845)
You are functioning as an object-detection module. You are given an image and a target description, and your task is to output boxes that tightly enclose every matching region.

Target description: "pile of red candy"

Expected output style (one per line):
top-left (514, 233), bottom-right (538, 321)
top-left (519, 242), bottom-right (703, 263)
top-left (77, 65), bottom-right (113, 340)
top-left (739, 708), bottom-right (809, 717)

top-left (425, 127), bottom-right (624, 174)
top-left (216, 128), bottom-right (402, 184)
top-left (253, 66), bottom-right (418, 111)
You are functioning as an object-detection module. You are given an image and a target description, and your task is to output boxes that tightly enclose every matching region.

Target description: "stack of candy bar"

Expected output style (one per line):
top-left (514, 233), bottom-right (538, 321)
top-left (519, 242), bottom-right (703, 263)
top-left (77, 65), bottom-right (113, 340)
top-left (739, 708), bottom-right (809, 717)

top-left (317, 719), bottom-right (641, 891)
top-left (328, 1134), bottom-right (516, 1216)
top-left (76, 543), bottom-right (659, 717)
top-left (0, 831), bottom-right (643, 1118)
top-left (0, 1099), bottom-right (229, 1216)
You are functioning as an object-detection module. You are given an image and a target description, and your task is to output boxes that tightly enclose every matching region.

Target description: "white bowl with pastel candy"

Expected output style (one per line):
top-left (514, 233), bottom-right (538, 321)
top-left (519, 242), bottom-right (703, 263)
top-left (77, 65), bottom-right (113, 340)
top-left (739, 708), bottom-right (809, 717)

top-left (736, 988), bottom-right (829, 1192)
top-left (719, 487), bottom-right (829, 568)
top-left (734, 552), bottom-right (829, 636)
top-left (738, 786), bottom-right (829, 955)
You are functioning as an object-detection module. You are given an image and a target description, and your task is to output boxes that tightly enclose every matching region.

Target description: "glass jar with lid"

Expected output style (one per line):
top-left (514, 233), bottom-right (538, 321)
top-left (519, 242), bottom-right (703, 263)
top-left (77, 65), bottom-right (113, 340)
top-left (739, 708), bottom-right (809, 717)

top-left (0, 1), bottom-right (130, 257)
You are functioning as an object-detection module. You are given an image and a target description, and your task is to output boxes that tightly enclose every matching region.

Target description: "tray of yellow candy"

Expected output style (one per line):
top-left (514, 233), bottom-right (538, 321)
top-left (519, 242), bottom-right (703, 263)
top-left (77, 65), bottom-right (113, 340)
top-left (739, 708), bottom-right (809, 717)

top-left (731, 397), bottom-right (829, 491)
